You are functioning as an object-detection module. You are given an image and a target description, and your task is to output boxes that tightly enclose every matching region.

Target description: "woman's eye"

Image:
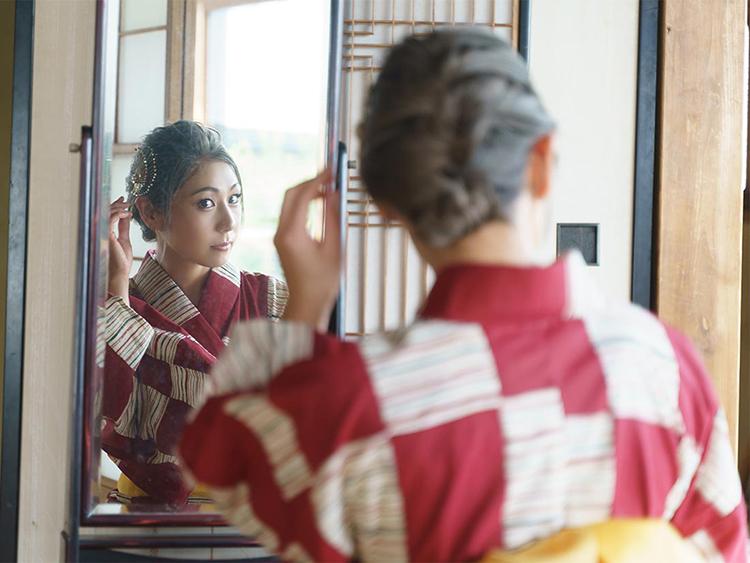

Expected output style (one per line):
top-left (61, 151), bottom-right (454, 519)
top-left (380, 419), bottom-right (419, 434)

top-left (228, 193), bottom-right (242, 205)
top-left (197, 199), bottom-right (215, 209)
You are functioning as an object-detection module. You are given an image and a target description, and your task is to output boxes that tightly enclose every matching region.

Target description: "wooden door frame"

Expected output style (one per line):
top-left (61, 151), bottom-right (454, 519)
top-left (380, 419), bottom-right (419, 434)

top-left (632, 0), bottom-right (659, 309)
top-left (656, 0), bottom-right (746, 454)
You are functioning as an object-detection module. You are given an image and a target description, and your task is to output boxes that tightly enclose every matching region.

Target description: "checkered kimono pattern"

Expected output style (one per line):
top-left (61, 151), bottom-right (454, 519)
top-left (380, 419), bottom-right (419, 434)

top-left (180, 252), bottom-right (747, 561)
top-left (102, 251), bottom-right (287, 505)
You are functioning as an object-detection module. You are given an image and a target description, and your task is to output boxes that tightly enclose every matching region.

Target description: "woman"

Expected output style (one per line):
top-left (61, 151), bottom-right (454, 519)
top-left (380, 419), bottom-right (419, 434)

top-left (103, 120), bottom-right (287, 506)
top-left (180, 30), bottom-right (745, 561)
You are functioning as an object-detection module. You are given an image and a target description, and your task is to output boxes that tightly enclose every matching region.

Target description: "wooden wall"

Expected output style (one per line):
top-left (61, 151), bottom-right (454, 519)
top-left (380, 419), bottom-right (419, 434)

top-left (657, 0), bottom-right (746, 451)
top-left (17, 1), bottom-right (95, 561)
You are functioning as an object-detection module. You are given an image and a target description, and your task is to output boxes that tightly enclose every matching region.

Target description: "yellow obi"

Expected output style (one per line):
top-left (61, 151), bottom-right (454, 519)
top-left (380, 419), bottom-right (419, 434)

top-left (482, 519), bottom-right (703, 563)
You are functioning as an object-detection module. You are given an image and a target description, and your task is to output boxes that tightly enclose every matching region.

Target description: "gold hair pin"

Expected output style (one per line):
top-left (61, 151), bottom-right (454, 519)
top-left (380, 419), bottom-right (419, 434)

top-left (127, 145), bottom-right (157, 198)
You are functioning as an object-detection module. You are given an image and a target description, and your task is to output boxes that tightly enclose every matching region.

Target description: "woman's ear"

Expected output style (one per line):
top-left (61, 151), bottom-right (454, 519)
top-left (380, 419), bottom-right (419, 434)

top-left (527, 133), bottom-right (554, 200)
top-left (134, 197), bottom-right (164, 234)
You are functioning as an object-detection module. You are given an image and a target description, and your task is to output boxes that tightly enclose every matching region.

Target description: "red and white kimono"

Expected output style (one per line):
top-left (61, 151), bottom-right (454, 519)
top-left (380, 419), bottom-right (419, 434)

top-left (180, 252), bottom-right (747, 561)
top-left (102, 251), bottom-right (287, 505)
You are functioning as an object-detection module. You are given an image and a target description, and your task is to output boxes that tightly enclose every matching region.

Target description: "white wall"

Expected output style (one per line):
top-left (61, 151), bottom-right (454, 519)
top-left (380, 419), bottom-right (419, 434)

top-left (530, 0), bottom-right (639, 301)
top-left (341, 0), bottom-right (640, 337)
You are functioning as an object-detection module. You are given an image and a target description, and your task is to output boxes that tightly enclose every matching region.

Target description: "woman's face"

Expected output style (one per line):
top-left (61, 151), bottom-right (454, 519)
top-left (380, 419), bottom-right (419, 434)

top-left (158, 159), bottom-right (242, 269)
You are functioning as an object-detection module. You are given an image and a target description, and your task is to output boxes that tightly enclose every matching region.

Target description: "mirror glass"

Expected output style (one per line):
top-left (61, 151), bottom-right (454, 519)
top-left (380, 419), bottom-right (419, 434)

top-left (83, 0), bottom-right (642, 531)
top-left (88, 0), bottom-right (336, 518)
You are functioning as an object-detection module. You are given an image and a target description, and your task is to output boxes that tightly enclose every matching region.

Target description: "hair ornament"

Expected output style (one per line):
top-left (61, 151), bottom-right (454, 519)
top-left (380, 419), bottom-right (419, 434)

top-left (127, 144), bottom-right (157, 198)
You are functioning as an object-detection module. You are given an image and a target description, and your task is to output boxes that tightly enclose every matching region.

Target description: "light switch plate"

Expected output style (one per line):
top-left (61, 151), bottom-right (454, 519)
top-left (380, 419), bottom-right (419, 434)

top-left (556, 223), bottom-right (599, 266)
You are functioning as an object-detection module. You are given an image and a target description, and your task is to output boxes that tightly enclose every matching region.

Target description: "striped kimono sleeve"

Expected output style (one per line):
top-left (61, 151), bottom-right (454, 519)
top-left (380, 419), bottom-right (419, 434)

top-left (266, 276), bottom-right (289, 321)
top-left (204, 319), bottom-right (314, 399)
top-left (181, 322), bottom-right (378, 561)
top-left (181, 320), bottom-right (325, 560)
top-left (102, 295), bottom-right (155, 424)
top-left (666, 328), bottom-right (748, 562)
top-left (102, 294), bottom-right (218, 503)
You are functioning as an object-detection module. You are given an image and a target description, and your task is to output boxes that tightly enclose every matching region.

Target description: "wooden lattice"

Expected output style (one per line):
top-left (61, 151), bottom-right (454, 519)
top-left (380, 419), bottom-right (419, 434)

top-left (341, 0), bottom-right (519, 337)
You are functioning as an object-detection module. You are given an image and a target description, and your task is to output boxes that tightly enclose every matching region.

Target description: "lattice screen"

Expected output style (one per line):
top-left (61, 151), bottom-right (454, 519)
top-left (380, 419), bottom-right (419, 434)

top-left (341, 0), bottom-right (519, 337)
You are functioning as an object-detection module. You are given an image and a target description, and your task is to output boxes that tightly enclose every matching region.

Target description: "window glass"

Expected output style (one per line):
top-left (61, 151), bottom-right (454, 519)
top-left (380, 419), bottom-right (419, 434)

top-left (205, 0), bottom-right (329, 279)
top-left (117, 30), bottom-right (167, 143)
top-left (120, 0), bottom-right (167, 32)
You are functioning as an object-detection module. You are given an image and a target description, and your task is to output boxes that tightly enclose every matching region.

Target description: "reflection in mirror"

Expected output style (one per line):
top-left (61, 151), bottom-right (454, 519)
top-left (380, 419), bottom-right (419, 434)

top-left (93, 0), bottom-right (333, 516)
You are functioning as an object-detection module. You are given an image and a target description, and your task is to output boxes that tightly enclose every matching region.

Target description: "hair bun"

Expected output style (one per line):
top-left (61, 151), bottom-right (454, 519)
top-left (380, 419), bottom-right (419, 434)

top-left (359, 29), bottom-right (555, 248)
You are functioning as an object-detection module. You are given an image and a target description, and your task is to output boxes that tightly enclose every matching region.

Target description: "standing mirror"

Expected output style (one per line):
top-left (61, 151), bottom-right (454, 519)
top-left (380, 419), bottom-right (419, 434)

top-left (73, 0), bottom-right (344, 537)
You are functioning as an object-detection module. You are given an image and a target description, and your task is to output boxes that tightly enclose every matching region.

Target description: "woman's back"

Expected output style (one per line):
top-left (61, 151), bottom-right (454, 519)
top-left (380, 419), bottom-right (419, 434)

top-left (181, 253), bottom-right (745, 561)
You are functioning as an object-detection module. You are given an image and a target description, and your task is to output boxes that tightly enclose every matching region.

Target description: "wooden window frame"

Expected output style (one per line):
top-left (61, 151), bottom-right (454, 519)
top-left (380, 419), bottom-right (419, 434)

top-left (113, 0), bottom-right (187, 155)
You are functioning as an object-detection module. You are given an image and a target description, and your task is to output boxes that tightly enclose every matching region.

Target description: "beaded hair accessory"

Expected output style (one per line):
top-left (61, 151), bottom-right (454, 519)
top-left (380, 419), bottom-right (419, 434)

top-left (127, 145), bottom-right (157, 198)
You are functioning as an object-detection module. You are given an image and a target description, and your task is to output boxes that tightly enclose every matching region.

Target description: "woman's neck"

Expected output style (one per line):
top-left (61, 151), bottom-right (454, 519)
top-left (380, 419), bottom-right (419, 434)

top-left (155, 244), bottom-right (210, 306)
top-left (418, 218), bottom-right (554, 273)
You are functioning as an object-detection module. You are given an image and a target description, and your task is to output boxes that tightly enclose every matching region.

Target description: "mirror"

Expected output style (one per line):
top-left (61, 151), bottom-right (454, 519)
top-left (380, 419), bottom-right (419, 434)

top-left (76, 0), bottom-right (650, 547)
top-left (82, 0), bottom-right (343, 522)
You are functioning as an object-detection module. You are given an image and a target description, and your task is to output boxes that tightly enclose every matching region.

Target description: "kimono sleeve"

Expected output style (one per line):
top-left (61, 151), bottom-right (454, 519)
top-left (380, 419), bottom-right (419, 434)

top-left (102, 294), bottom-right (217, 503)
top-left (666, 328), bottom-right (748, 562)
top-left (266, 275), bottom-right (288, 320)
top-left (102, 295), bottom-right (154, 422)
top-left (204, 319), bottom-right (313, 396)
top-left (180, 320), bottom-right (354, 562)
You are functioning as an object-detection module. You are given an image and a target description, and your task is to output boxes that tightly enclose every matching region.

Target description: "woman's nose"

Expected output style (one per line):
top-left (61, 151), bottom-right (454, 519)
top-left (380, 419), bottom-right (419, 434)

top-left (217, 205), bottom-right (236, 232)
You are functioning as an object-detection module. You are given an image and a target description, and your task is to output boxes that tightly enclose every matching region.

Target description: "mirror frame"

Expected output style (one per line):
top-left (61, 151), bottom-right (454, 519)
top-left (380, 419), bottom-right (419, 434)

top-left (69, 0), bottom-right (346, 539)
top-left (0, 0), bottom-right (34, 560)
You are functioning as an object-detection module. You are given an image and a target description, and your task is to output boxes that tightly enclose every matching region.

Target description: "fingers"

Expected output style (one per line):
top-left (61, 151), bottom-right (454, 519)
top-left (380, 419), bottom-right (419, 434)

top-left (109, 208), bottom-right (126, 232)
top-left (277, 169), bottom-right (332, 238)
top-left (110, 196), bottom-right (127, 212)
top-left (110, 197), bottom-right (129, 220)
top-left (110, 198), bottom-right (127, 214)
top-left (117, 211), bottom-right (131, 248)
top-left (109, 197), bottom-right (132, 239)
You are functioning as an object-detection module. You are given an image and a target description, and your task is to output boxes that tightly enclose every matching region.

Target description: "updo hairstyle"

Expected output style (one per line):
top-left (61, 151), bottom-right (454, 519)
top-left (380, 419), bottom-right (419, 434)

top-left (359, 29), bottom-right (555, 247)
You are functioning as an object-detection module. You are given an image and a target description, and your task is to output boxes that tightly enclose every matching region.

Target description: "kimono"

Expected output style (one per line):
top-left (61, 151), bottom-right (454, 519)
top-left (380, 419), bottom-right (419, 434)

top-left (179, 252), bottom-right (747, 562)
top-left (102, 250), bottom-right (287, 505)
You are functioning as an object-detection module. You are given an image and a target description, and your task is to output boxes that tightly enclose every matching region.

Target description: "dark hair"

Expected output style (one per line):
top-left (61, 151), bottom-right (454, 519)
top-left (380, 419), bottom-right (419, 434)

top-left (127, 120), bottom-right (242, 241)
top-left (359, 29), bottom-right (555, 247)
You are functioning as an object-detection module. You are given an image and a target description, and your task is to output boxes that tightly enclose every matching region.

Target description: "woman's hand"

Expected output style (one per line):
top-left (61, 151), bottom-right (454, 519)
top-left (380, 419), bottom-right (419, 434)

top-left (108, 197), bottom-right (133, 303)
top-left (275, 170), bottom-right (341, 331)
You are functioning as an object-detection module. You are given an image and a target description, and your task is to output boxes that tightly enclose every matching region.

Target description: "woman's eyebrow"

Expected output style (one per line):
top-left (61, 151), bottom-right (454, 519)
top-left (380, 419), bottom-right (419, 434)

top-left (190, 186), bottom-right (220, 195)
top-left (190, 183), bottom-right (240, 196)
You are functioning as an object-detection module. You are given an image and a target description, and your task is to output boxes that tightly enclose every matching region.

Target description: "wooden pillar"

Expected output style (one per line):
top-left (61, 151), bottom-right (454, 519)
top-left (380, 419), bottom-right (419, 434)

top-left (18, 1), bottom-right (95, 560)
top-left (657, 0), bottom-right (746, 452)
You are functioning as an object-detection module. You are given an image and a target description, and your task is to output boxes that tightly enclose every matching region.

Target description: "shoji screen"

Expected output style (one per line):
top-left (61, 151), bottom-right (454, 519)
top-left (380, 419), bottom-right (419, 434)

top-left (340, 0), bottom-right (519, 337)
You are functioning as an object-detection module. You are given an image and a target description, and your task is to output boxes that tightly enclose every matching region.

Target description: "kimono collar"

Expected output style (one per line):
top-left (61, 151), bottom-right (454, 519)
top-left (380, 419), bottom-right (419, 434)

top-left (419, 251), bottom-right (600, 323)
top-left (132, 251), bottom-right (241, 329)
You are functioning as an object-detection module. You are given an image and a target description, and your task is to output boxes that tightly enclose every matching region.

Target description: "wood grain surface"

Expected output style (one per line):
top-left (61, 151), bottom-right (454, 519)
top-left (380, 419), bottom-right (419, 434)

top-left (657, 0), bottom-right (746, 454)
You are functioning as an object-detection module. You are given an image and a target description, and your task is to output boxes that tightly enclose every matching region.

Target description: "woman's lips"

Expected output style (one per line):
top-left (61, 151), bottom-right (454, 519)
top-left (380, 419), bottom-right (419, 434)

top-left (211, 241), bottom-right (233, 251)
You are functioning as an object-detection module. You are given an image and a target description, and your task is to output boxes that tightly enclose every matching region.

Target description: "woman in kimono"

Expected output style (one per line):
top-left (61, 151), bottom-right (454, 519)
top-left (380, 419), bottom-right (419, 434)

top-left (179, 31), bottom-right (747, 561)
top-left (102, 120), bottom-right (287, 506)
